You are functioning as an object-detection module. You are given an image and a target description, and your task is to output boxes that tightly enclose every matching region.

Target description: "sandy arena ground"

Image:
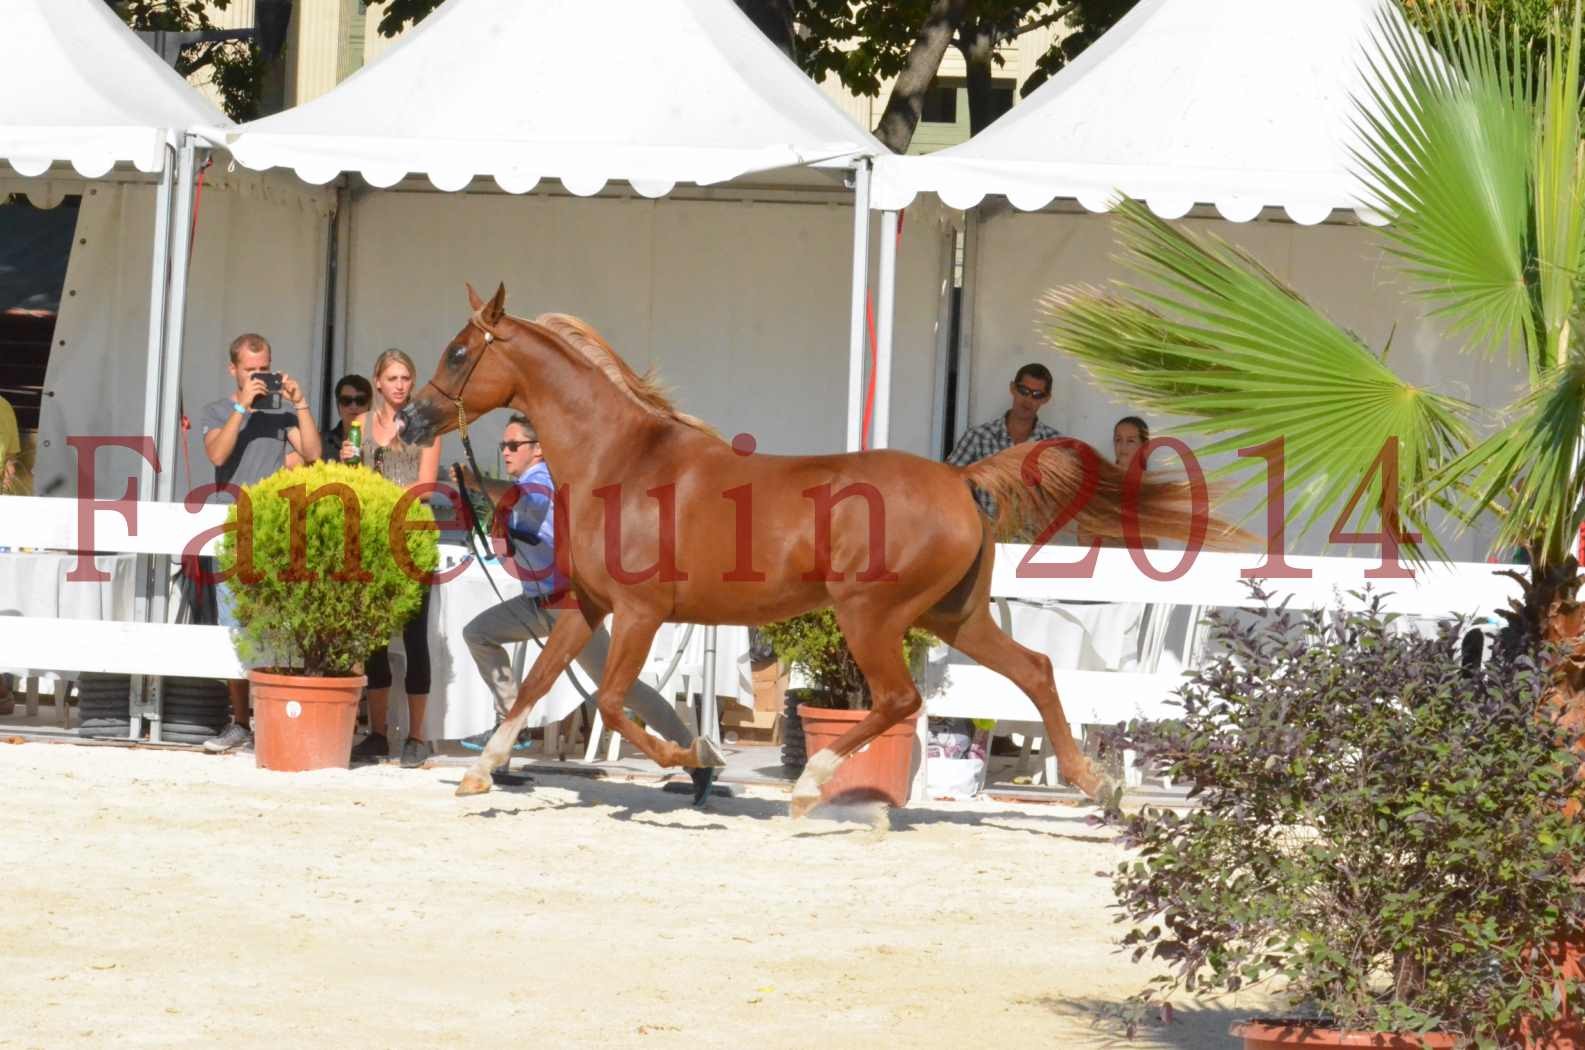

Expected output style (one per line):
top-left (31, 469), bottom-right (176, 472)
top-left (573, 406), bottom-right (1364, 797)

top-left (3, 740), bottom-right (1270, 1049)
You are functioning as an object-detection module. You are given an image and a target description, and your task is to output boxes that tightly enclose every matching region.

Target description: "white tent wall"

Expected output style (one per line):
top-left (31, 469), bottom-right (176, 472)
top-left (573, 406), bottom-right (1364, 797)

top-left (342, 189), bottom-right (952, 467)
top-left (31, 172), bottom-right (333, 500)
top-left (964, 210), bottom-right (1529, 561)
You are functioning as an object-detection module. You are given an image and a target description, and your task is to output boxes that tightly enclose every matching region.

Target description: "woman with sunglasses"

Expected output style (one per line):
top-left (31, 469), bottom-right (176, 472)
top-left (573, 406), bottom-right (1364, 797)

top-left (349, 349), bottom-right (443, 768)
top-left (326, 373), bottom-right (373, 462)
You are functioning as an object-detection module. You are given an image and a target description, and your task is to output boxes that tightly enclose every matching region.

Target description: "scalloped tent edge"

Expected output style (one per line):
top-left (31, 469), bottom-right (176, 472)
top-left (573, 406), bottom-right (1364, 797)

top-left (867, 0), bottom-right (1420, 227)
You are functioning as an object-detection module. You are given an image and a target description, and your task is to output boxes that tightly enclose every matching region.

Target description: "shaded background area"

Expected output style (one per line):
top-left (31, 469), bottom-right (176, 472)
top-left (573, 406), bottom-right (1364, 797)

top-left (0, 194), bottom-right (79, 431)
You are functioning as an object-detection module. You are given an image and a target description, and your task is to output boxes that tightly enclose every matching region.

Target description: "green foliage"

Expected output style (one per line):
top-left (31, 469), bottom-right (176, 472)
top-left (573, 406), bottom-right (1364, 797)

top-left (757, 609), bottom-right (935, 708)
top-left (1112, 588), bottom-right (1585, 1044)
top-left (1402, 0), bottom-right (1560, 56)
top-left (1022, 0), bottom-right (1140, 96)
top-left (103, 0), bottom-right (264, 122)
top-left (795, 1), bottom-right (1136, 99)
top-left (218, 461), bottom-right (438, 677)
top-left (1042, 202), bottom-right (1477, 560)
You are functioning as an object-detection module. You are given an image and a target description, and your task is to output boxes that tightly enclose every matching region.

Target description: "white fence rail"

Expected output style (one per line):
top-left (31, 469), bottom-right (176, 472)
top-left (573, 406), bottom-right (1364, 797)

top-left (0, 496), bottom-right (1526, 749)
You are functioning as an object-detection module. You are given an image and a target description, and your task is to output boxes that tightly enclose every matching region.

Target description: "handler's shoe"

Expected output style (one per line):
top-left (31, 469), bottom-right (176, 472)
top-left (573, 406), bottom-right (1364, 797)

top-left (202, 722), bottom-right (252, 754)
top-left (459, 724), bottom-right (533, 753)
top-left (688, 766), bottom-right (719, 807)
top-left (349, 731), bottom-right (389, 762)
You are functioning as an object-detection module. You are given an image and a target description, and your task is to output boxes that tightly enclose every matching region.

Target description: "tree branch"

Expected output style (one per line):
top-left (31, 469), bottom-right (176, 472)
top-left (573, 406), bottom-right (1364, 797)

top-left (872, 0), bottom-right (969, 153)
top-left (1010, 3), bottom-right (1077, 39)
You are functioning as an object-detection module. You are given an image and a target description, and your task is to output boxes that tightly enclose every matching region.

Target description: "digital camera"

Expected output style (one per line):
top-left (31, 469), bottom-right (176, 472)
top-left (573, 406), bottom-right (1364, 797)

top-left (253, 371), bottom-right (284, 411)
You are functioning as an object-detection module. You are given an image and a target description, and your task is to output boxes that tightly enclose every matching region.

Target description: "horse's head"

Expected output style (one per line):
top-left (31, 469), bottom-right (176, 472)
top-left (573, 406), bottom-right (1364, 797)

top-left (398, 282), bottom-right (520, 446)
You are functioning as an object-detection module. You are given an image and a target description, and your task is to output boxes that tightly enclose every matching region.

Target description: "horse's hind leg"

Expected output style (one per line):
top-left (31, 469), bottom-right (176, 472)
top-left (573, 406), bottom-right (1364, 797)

top-left (790, 608), bottom-right (922, 819)
top-left (919, 604), bottom-right (1108, 801)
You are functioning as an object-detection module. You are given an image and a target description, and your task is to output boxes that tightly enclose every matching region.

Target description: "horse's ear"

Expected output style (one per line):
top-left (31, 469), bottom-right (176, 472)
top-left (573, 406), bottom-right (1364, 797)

top-left (466, 282), bottom-right (484, 312)
top-left (483, 283), bottom-right (508, 325)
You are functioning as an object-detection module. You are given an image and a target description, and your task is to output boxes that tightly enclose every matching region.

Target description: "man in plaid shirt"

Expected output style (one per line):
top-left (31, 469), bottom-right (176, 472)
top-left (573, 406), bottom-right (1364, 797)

top-left (946, 363), bottom-right (1062, 523)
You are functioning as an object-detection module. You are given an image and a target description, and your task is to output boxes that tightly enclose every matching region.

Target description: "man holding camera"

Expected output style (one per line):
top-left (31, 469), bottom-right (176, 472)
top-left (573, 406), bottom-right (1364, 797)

top-left (198, 332), bottom-right (322, 752)
top-left (201, 333), bottom-right (321, 490)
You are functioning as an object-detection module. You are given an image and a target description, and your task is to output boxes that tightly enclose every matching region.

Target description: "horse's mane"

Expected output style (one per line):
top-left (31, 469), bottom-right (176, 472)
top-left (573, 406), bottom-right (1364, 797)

top-left (529, 312), bottom-right (724, 442)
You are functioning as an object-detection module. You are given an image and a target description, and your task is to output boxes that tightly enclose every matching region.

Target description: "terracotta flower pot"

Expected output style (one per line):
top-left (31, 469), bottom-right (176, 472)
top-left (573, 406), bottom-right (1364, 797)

top-left (795, 704), bottom-right (918, 808)
top-left (249, 670), bottom-right (365, 772)
top-left (1519, 938), bottom-right (1585, 1049)
top-left (1231, 1021), bottom-right (1455, 1049)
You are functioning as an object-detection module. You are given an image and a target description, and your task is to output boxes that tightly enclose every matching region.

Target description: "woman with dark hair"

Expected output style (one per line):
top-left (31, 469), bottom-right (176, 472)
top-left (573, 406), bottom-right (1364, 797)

top-left (326, 373), bottom-right (373, 462)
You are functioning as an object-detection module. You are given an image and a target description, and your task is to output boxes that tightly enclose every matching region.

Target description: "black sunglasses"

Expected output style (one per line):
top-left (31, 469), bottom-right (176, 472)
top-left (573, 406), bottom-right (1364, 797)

top-left (500, 439), bottom-right (539, 452)
top-left (1014, 382), bottom-right (1051, 401)
top-left (338, 394), bottom-right (369, 407)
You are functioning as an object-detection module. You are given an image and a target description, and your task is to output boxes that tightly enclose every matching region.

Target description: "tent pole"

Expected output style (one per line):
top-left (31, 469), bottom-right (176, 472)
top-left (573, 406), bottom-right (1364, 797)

top-left (155, 136), bottom-right (199, 505)
top-left (873, 208), bottom-right (898, 449)
top-left (845, 159), bottom-right (872, 453)
top-left (135, 134), bottom-right (197, 744)
top-left (138, 136), bottom-right (178, 502)
top-left (132, 134), bottom-right (180, 732)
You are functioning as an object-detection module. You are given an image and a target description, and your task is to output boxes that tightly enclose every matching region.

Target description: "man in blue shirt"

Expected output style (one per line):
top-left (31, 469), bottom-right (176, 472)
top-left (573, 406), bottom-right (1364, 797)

top-left (459, 415), bottom-right (723, 803)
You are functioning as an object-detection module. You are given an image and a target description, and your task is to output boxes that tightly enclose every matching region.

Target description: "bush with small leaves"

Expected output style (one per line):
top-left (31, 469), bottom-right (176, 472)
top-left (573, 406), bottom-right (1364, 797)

top-left (758, 609), bottom-right (935, 709)
top-left (218, 461), bottom-right (438, 677)
top-left (1111, 585), bottom-right (1585, 1047)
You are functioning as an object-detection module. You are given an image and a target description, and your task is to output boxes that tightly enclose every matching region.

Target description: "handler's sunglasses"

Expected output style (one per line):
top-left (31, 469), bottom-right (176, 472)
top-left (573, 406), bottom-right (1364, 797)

top-left (338, 393), bottom-right (369, 407)
top-left (499, 439), bottom-right (539, 452)
top-left (1014, 382), bottom-right (1050, 401)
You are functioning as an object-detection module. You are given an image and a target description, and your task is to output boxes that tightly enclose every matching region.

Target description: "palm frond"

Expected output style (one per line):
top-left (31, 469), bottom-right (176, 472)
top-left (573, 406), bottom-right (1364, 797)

top-left (1042, 201), bottom-right (1476, 559)
top-left (1352, 5), bottom-right (1538, 369)
top-left (1419, 357), bottom-right (1585, 566)
top-left (1532, 5), bottom-right (1585, 374)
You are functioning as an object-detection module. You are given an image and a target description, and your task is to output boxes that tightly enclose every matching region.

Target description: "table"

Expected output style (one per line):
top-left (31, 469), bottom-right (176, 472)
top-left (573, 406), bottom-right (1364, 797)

top-left (0, 551), bottom-right (141, 674)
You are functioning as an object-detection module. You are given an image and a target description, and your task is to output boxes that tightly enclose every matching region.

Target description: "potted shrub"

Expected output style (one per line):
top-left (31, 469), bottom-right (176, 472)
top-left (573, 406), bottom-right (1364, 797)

top-left (758, 609), bottom-right (934, 808)
top-left (1110, 585), bottom-right (1585, 1049)
top-left (218, 461), bottom-right (437, 771)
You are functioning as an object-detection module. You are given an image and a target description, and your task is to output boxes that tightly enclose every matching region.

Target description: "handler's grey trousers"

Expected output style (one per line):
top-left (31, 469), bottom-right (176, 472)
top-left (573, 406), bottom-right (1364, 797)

top-left (462, 593), bottom-right (696, 747)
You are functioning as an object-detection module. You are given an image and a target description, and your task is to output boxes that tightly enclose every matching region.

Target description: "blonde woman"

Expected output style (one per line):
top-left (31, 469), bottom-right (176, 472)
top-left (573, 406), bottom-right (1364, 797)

top-left (349, 349), bottom-right (442, 767)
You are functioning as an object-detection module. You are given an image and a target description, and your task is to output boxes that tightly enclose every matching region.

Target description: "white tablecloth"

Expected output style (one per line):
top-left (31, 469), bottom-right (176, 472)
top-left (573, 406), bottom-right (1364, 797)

top-left (385, 547), bottom-right (753, 742)
top-left (0, 552), bottom-right (140, 675)
top-left (921, 598), bottom-right (1204, 714)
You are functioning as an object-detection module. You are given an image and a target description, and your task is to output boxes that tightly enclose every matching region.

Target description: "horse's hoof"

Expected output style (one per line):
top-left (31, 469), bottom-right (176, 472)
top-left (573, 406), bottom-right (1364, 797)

top-left (789, 792), bottom-right (820, 820)
top-left (1097, 777), bottom-right (1126, 819)
top-left (455, 772), bottom-right (492, 797)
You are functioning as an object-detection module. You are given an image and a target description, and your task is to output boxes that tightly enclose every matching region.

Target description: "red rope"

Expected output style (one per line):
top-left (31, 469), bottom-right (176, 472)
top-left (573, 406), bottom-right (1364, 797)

top-left (860, 209), bottom-right (906, 451)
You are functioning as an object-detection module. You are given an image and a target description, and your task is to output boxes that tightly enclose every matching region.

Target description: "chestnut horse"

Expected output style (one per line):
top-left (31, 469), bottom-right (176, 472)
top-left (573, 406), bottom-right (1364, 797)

top-left (399, 284), bottom-right (1231, 816)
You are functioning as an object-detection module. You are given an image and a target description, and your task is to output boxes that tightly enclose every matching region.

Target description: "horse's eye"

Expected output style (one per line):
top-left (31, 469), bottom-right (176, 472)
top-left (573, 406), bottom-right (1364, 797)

top-left (449, 345), bottom-right (468, 361)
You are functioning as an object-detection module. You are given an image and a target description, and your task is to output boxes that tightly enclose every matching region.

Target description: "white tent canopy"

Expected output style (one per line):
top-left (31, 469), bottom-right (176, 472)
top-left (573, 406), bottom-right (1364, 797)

top-left (211, 0), bottom-right (898, 454)
top-left (211, 0), bottom-right (884, 195)
top-left (0, 0), bottom-right (230, 176)
top-left (871, 0), bottom-right (1401, 224)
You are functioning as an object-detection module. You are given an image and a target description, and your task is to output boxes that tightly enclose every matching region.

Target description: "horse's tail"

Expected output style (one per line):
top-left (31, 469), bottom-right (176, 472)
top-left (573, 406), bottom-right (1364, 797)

top-left (956, 438), bottom-right (1247, 548)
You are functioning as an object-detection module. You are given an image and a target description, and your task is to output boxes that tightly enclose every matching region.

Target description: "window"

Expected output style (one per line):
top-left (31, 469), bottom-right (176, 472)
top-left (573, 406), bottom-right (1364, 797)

top-left (921, 84), bottom-right (958, 124)
top-left (989, 84), bottom-right (1015, 122)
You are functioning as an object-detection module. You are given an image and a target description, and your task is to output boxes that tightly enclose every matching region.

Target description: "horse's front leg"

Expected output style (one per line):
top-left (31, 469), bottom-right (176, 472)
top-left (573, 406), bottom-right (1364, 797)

top-left (456, 608), bottom-right (595, 797)
top-left (592, 613), bottom-right (708, 770)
